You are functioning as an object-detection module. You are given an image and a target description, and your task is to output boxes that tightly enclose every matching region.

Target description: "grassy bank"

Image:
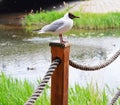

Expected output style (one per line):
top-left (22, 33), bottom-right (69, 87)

top-left (0, 73), bottom-right (49, 105)
top-left (25, 11), bottom-right (120, 30)
top-left (0, 73), bottom-right (110, 105)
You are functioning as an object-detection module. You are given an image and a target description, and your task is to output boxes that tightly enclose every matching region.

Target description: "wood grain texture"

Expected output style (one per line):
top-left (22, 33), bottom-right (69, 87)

top-left (50, 42), bottom-right (70, 105)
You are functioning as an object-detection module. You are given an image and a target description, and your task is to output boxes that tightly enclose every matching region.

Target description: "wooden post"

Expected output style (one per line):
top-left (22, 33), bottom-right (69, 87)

top-left (49, 42), bottom-right (70, 105)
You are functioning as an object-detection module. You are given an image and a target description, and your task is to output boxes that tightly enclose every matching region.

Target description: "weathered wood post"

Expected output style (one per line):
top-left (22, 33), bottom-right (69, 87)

top-left (49, 41), bottom-right (70, 105)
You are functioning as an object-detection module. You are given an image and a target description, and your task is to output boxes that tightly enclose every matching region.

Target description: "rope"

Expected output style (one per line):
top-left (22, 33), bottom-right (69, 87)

top-left (24, 58), bottom-right (61, 105)
top-left (109, 89), bottom-right (120, 105)
top-left (69, 49), bottom-right (120, 71)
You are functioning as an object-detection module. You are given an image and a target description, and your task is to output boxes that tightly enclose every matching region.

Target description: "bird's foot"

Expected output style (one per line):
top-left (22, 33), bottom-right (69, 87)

top-left (59, 34), bottom-right (68, 44)
top-left (60, 40), bottom-right (68, 44)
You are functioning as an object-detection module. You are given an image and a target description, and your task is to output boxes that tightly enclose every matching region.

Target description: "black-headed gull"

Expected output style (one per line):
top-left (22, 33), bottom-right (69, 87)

top-left (33, 12), bottom-right (79, 43)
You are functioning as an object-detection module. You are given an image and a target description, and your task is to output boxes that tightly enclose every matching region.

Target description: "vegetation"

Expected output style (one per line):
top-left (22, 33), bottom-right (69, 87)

top-left (0, 73), bottom-right (110, 105)
top-left (0, 73), bottom-right (49, 105)
top-left (69, 84), bottom-right (108, 105)
top-left (25, 11), bottom-right (120, 30)
top-left (25, 11), bottom-right (64, 26)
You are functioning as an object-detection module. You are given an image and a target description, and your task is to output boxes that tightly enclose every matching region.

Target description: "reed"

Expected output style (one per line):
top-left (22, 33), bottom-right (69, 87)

top-left (74, 12), bottom-right (120, 30)
top-left (0, 73), bottom-right (111, 105)
top-left (69, 84), bottom-right (108, 105)
top-left (25, 11), bottom-right (64, 26)
top-left (25, 11), bottom-right (120, 30)
top-left (0, 73), bottom-right (49, 105)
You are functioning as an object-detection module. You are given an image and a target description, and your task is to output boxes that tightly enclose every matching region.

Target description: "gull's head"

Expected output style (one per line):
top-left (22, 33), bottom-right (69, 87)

top-left (64, 12), bottom-right (80, 19)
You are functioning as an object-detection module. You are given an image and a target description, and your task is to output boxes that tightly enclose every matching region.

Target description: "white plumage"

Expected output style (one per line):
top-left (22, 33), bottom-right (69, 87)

top-left (33, 12), bottom-right (79, 43)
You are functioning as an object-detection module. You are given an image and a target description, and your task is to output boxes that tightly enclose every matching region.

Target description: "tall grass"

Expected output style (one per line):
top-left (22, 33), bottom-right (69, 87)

top-left (0, 73), bottom-right (110, 105)
top-left (0, 73), bottom-right (49, 105)
top-left (69, 84), bottom-right (108, 105)
top-left (25, 11), bottom-right (120, 30)
top-left (75, 12), bottom-right (120, 29)
top-left (25, 11), bottom-right (65, 26)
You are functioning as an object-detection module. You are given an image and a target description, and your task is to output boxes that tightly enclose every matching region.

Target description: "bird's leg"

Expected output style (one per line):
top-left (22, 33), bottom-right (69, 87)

top-left (59, 34), bottom-right (63, 43)
top-left (59, 34), bottom-right (68, 44)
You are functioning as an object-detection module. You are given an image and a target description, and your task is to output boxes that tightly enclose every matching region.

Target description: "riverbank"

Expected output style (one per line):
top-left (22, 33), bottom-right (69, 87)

top-left (24, 0), bottom-right (120, 31)
top-left (0, 1), bottom-right (120, 104)
top-left (0, 0), bottom-right (120, 31)
top-left (25, 11), bottom-right (120, 31)
top-left (0, 73), bottom-right (108, 105)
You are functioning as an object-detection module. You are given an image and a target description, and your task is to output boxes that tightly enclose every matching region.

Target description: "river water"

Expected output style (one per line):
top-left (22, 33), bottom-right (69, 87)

top-left (0, 16), bottom-right (120, 91)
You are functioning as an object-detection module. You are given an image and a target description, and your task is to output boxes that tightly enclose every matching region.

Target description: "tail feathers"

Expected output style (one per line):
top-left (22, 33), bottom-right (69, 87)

top-left (32, 29), bottom-right (45, 34)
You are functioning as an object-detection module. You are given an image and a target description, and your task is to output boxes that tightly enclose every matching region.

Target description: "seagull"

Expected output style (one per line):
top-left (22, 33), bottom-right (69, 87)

top-left (33, 12), bottom-right (79, 43)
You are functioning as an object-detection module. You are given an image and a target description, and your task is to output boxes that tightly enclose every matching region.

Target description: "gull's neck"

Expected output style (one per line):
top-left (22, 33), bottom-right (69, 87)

top-left (63, 13), bottom-right (70, 19)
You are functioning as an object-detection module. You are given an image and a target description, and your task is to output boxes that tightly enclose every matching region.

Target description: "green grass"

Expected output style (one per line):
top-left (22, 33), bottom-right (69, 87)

top-left (25, 11), bottom-right (64, 26)
top-left (0, 73), bottom-right (111, 105)
top-left (0, 73), bottom-right (49, 105)
top-left (75, 12), bottom-right (120, 30)
top-left (25, 11), bottom-right (120, 30)
top-left (0, 73), bottom-right (32, 105)
top-left (69, 84), bottom-right (108, 105)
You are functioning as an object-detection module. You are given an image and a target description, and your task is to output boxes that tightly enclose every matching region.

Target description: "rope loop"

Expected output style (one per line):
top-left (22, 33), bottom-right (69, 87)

top-left (69, 49), bottom-right (120, 71)
top-left (24, 58), bottom-right (61, 105)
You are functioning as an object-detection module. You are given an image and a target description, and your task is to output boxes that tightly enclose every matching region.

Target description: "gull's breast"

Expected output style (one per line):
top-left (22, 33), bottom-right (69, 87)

top-left (55, 19), bottom-right (73, 34)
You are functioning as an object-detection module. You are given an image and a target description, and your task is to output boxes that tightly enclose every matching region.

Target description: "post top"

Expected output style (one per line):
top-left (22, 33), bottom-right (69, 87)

top-left (49, 41), bottom-right (71, 48)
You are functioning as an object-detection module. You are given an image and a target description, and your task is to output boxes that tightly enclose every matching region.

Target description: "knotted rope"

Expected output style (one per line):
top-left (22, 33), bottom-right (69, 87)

top-left (24, 47), bottom-right (120, 105)
top-left (69, 49), bottom-right (120, 71)
top-left (24, 58), bottom-right (61, 105)
top-left (69, 49), bottom-right (120, 105)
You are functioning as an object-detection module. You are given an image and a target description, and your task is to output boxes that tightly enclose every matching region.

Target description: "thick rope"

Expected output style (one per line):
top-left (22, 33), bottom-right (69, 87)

top-left (109, 89), bottom-right (120, 105)
top-left (24, 58), bottom-right (61, 105)
top-left (69, 49), bottom-right (120, 71)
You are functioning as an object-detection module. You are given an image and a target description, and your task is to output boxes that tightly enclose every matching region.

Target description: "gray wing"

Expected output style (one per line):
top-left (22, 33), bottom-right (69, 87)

top-left (42, 19), bottom-right (64, 32)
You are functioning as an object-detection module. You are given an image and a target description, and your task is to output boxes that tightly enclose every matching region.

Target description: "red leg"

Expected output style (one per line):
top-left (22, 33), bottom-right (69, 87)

top-left (59, 34), bottom-right (63, 43)
top-left (59, 34), bottom-right (68, 44)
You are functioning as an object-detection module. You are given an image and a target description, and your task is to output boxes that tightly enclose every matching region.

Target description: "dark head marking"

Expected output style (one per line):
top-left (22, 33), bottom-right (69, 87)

top-left (68, 13), bottom-right (80, 19)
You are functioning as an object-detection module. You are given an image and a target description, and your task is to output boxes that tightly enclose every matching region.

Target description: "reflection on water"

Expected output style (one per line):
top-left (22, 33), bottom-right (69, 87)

top-left (0, 13), bottom-right (26, 25)
top-left (0, 26), bottom-right (120, 90)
